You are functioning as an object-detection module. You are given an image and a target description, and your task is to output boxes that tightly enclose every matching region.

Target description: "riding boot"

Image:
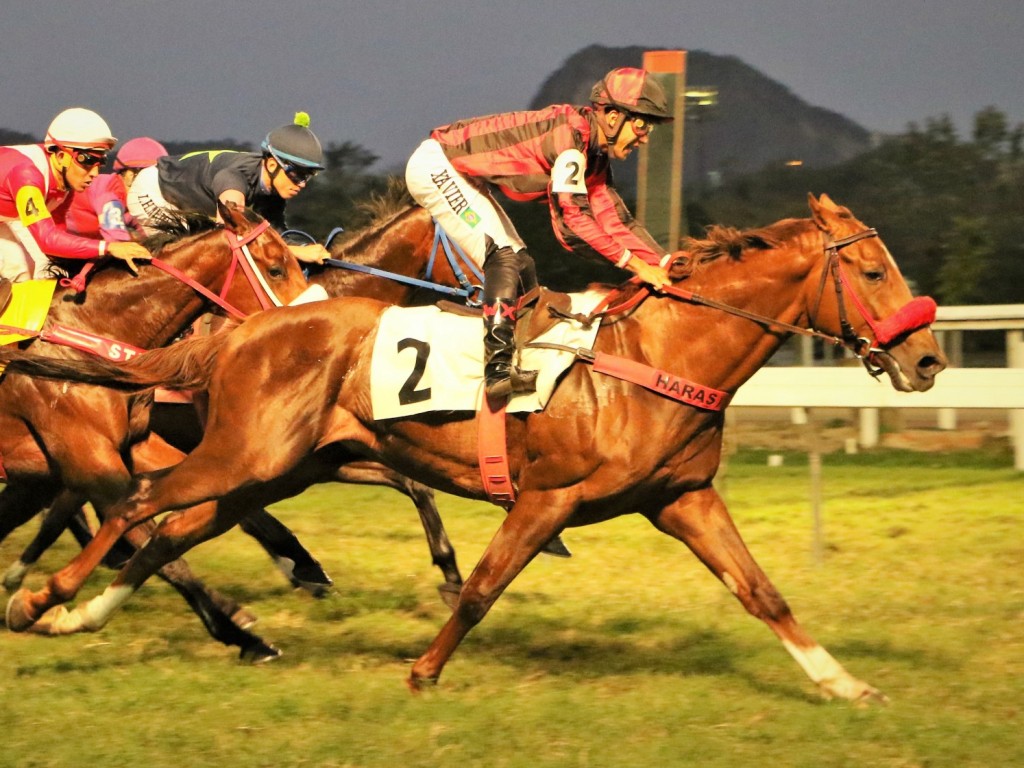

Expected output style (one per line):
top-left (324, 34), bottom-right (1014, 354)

top-left (483, 298), bottom-right (537, 399)
top-left (0, 277), bottom-right (12, 316)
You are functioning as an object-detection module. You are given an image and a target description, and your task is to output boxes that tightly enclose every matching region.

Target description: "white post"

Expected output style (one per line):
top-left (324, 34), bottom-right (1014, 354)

top-left (859, 408), bottom-right (880, 448)
top-left (1008, 330), bottom-right (1024, 471)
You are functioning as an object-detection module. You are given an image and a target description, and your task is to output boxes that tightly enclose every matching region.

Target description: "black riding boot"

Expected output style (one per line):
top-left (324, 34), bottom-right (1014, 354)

top-left (483, 298), bottom-right (537, 398)
top-left (0, 277), bottom-right (12, 316)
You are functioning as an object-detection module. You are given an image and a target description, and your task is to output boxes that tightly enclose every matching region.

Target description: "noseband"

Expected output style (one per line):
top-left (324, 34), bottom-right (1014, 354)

top-left (811, 229), bottom-right (937, 373)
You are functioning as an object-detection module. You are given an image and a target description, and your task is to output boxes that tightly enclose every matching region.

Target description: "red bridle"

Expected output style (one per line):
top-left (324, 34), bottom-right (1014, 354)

top-left (150, 219), bottom-right (281, 319)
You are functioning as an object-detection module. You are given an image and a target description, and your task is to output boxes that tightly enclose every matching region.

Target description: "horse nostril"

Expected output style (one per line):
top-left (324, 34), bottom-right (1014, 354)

top-left (918, 355), bottom-right (946, 377)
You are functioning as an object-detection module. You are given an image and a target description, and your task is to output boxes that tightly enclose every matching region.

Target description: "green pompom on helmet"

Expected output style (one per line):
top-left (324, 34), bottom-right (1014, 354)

top-left (261, 111), bottom-right (325, 170)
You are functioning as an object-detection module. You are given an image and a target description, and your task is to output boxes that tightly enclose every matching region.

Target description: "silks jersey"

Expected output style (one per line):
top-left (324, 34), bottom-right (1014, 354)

top-left (0, 144), bottom-right (107, 258)
top-left (430, 105), bottom-right (666, 267)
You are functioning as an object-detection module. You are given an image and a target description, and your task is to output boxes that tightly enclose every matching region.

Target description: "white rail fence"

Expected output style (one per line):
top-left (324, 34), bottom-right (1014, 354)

top-left (724, 305), bottom-right (1024, 562)
top-left (730, 304), bottom-right (1024, 470)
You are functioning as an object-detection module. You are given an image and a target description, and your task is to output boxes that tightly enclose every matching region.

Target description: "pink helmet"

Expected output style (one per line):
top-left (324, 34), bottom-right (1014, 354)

top-left (113, 137), bottom-right (168, 171)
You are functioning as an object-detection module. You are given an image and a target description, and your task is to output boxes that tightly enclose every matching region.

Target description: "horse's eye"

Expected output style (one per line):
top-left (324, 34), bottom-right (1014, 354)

top-left (864, 268), bottom-right (885, 283)
top-left (268, 266), bottom-right (286, 279)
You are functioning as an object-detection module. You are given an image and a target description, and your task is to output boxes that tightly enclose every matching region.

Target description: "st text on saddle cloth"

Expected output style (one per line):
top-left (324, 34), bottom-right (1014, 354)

top-left (370, 291), bottom-right (607, 419)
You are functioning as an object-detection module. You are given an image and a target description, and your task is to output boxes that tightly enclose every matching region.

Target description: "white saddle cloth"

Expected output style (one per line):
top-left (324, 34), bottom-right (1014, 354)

top-left (370, 290), bottom-right (606, 420)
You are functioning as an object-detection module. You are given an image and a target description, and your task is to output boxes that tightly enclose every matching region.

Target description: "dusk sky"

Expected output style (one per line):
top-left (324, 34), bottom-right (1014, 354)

top-left (3, 1), bottom-right (1022, 170)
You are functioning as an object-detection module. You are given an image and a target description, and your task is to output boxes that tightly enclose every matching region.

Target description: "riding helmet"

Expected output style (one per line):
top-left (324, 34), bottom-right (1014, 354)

top-left (261, 111), bottom-right (326, 170)
top-left (45, 108), bottom-right (117, 150)
top-left (589, 68), bottom-right (673, 122)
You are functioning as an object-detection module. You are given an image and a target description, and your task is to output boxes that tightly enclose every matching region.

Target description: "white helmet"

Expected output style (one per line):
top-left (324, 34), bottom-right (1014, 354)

top-left (44, 108), bottom-right (117, 150)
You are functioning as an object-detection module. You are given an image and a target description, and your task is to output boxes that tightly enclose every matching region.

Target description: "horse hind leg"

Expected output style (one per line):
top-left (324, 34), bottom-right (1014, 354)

top-left (0, 481), bottom-right (61, 592)
top-left (645, 486), bottom-right (887, 704)
top-left (333, 462), bottom-right (464, 607)
top-left (238, 509), bottom-right (334, 598)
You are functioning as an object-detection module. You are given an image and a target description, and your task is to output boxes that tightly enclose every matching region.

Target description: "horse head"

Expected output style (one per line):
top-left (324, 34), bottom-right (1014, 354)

top-left (214, 201), bottom-right (321, 314)
top-left (806, 193), bottom-right (946, 392)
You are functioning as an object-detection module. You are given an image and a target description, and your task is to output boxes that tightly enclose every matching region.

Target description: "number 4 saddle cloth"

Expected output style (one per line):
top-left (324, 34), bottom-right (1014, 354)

top-left (370, 289), bottom-right (606, 420)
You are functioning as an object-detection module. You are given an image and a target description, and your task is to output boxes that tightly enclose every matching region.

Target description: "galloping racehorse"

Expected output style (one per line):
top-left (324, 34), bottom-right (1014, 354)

top-left (1, 196), bottom-right (945, 702)
top-left (0, 203), bottom-right (313, 654)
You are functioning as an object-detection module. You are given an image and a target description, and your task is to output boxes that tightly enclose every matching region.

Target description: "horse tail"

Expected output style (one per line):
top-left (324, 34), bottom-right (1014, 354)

top-left (0, 332), bottom-right (226, 392)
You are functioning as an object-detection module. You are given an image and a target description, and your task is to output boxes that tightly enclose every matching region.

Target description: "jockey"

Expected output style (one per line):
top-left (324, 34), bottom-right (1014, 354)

top-left (0, 108), bottom-right (153, 313)
top-left (126, 111), bottom-right (329, 264)
top-left (405, 67), bottom-right (677, 399)
top-left (66, 137), bottom-right (168, 240)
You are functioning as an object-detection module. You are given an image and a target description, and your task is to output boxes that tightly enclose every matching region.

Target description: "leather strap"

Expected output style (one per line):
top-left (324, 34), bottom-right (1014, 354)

top-left (477, 393), bottom-right (516, 508)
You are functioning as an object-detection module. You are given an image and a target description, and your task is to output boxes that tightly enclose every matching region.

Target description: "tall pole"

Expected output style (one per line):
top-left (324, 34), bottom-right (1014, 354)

top-left (637, 50), bottom-right (687, 250)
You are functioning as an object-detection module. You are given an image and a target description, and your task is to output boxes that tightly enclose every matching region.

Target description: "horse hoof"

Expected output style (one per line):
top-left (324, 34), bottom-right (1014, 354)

top-left (25, 606), bottom-right (70, 635)
top-left (291, 563), bottom-right (334, 591)
top-left (854, 687), bottom-right (890, 707)
top-left (406, 674), bottom-right (438, 694)
top-left (437, 582), bottom-right (461, 611)
top-left (293, 579), bottom-right (332, 599)
top-left (5, 589), bottom-right (38, 633)
top-left (541, 535), bottom-right (572, 558)
top-left (2, 561), bottom-right (29, 593)
top-left (239, 641), bottom-right (282, 664)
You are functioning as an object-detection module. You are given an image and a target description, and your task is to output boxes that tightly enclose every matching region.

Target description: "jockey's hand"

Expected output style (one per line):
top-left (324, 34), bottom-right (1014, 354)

top-left (290, 243), bottom-right (329, 264)
top-left (628, 255), bottom-right (670, 291)
top-left (107, 241), bottom-right (152, 276)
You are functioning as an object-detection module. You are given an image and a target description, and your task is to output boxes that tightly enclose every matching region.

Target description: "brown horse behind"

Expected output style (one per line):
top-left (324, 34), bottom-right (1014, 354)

top-left (2, 195), bottom-right (946, 702)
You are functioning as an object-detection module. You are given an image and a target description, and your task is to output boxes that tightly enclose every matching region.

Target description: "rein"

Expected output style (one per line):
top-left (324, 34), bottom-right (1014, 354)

top-left (322, 219), bottom-right (485, 306)
top-left (530, 226), bottom-right (937, 406)
top-left (589, 228), bottom-right (924, 360)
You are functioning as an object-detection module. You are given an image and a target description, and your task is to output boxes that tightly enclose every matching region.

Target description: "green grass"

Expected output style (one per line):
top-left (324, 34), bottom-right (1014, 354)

top-left (0, 447), bottom-right (1021, 767)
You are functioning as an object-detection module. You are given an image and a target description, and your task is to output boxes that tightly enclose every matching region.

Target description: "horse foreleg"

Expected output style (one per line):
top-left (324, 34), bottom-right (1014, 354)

top-left (31, 501), bottom-right (281, 662)
top-left (334, 462), bottom-right (463, 607)
top-left (646, 487), bottom-right (887, 704)
top-left (409, 489), bottom-right (571, 689)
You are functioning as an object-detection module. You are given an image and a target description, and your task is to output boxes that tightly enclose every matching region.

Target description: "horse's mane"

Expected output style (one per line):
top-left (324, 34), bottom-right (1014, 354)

top-left (140, 211), bottom-right (226, 254)
top-left (42, 211), bottom-right (225, 280)
top-left (672, 219), bottom-right (806, 280)
top-left (329, 178), bottom-right (419, 252)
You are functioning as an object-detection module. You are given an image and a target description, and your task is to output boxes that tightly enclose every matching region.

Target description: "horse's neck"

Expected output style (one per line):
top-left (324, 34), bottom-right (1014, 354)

top-left (623, 242), bottom-right (817, 394)
top-left (321, 207), bottom-right (435, 304)
top-left (48, 261), bottom-right (212, 351)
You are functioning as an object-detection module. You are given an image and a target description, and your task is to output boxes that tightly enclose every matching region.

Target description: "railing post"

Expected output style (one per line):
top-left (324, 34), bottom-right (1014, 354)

top-left (1008, 330), bottom-right (1024, 471)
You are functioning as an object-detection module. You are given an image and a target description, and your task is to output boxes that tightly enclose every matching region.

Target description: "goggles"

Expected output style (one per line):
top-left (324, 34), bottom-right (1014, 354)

top-left (268, 149), bottom-right (319, 185)
top-left (55, 144), bottom-right (108, 169)
top-left (629, 115), bottom-right (653, 138)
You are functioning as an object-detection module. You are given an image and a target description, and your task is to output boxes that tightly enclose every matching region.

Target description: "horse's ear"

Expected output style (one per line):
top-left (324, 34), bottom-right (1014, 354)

top-left (808, 193), bottom-right (838, 232)
top-left (217, 199), bottom-right (248, 231)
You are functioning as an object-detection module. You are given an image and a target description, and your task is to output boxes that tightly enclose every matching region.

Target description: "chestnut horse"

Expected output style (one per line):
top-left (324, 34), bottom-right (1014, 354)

top-left (0, 203), bottom-right (313, 653)
top-left (2, 201), bottom-right (472, 632)
top-left (1, 195), bottom-right (946, 701)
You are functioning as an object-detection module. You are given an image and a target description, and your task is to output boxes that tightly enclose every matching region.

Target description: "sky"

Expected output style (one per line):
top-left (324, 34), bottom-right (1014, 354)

top-left (3, 1), bottom-right (1023, 171)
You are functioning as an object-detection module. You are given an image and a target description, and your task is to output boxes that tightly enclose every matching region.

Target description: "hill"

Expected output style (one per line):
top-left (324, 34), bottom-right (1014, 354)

top-left (530, 44), bottom-right (874, 191)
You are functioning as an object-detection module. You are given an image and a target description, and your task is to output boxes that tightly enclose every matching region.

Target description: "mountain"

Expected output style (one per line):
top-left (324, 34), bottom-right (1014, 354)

top-left (530, 44), bottom-right (873, 191)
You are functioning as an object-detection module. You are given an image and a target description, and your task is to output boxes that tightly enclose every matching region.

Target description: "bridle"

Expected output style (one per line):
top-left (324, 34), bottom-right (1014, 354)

top-left (586, 227), bottom-right (936, 377)
top-left (149, 219), bottom-right (287, 319)
top-left (0, 219), bottom-right (298, 355)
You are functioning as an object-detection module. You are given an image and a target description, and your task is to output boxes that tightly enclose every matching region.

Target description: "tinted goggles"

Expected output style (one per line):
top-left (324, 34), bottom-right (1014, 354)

top-left (56, 144), bottom-right (108, 169)
top-left (268, 150), bottom-right (319, 185)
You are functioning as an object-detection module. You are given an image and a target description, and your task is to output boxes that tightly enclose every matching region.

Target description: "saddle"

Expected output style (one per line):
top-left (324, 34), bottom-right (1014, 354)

top-left (437, 286), bottom-right (577, 356)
